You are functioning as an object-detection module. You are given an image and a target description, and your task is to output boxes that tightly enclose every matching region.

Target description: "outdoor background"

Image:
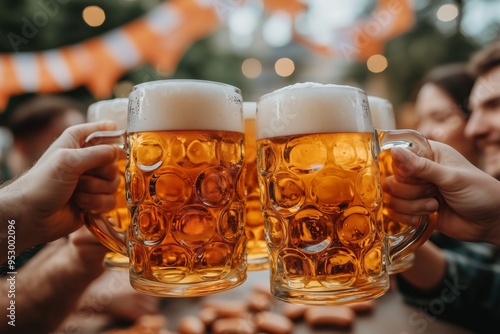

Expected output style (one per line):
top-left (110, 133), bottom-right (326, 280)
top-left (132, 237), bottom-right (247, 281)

top-left (0, 0), bottom-right (498, 127)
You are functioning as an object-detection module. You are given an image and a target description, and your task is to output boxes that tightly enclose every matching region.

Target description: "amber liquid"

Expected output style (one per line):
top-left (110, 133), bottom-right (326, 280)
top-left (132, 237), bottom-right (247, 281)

top-left (103, 159), bottom-right (130, 268)
top-left (379, 150), bottom-right (432, 274)
top-left (127, 130), bottom-right (247, 296)
top-left (244, 118), bottom-right (268, 270)
top-left (85, 156), bottom-right (131, 269)
top-left (257, 132), bottom-right (388, 304)
top-left (378, 150), bottom-right (411, 236)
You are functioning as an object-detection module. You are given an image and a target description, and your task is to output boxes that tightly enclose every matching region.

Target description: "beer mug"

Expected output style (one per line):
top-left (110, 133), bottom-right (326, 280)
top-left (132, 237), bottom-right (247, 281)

top-left (85, 80), bottom-right (247, 297)
top-left (368, 96), bottom-right (436, 274)
top-left (243, 102), bottom-right (268, 270)
top-left (86, 98), bottom-right (129, 270)
top-left (256, 83), bottom-right (433, 305)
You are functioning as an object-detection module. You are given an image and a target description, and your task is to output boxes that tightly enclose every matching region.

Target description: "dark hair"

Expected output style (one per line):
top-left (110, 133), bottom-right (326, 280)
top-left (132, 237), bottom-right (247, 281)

top-left (7, 95), bottom-right (85, 140)
top-left (469, 40), bottom-right (500, 77)
top-left (417, 63), bottom-right (475, 118)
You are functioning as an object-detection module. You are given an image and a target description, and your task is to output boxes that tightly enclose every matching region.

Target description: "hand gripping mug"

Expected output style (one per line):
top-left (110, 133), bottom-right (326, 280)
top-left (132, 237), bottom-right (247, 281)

top-left (255, 83), bottom-right (434, 305)
top-left (368, 96), bottom-right (437, 274)
top-left (86, 98), bottom-right (129, 270)
top-left (243, 102), bottom-right (269, 270)
top-left (84, 80), bottom-right (248, 297)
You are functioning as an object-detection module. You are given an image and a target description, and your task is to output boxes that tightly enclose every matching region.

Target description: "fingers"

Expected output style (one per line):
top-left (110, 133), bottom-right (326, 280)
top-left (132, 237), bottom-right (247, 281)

top-left (70, 225), bottom-right (102, 244)
top-left (69, 226), bottom-right (109, 266)
top-left (38, 122), bottom-right (118, 165)
top-left (384, 194), bottom-right (439, 216)
top-left (74, 192), bottom-right (117, 213)
top-left (76, 174), bottom-right (120, 194)
top-left (83, 161), bottom-right (120, 182)
top-left (57, 121), bottom-right (117, 149)
top-left (50, 145), bottom-right (119, 182)
top-left (391, 147), bottom-right (446, 184)
top-left (390, 143), bottom-right (474, 189)
top-left (384, 208), bottom-right (423, 227)
top-left (382, 176), bottom-right (437, 200)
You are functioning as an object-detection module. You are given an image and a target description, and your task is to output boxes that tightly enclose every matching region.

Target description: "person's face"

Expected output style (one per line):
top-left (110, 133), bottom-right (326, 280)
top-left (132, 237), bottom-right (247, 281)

top-left (465, 66), bottom-right (500, 179)
top-left (10, 108), bottom-right (85, 177)
top-left (415, 83), bottom-right (477, 164)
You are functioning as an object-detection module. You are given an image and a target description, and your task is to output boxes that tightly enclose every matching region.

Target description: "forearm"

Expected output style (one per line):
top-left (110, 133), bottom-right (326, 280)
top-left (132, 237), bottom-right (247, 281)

top-left (397, 246), bottom-right (500, 332)
top-left (0, 240), bottom-right (104, 333)
top-left (0, 177), bottom-right (37, 262)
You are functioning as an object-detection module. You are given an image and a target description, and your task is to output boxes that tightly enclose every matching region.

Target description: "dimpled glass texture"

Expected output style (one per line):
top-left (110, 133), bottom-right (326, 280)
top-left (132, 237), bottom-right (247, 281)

top-left (126, 130), bottom-right (247, 296)
top-left (258, 132), bottom-right (389, 304)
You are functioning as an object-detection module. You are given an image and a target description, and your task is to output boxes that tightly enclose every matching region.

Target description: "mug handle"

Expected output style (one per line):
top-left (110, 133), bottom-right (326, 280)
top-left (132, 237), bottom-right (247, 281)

top-left (83, 129), bottom-right (128, 255)
top-left (376, 129), bottom-right (438, 264)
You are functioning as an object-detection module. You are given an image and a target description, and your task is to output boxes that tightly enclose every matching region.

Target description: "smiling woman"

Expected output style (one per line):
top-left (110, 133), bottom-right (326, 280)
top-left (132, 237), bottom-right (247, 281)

top-left (394, 52), bottom-right (500, 333)
top-left (413, 63), bottom-right (477, 164)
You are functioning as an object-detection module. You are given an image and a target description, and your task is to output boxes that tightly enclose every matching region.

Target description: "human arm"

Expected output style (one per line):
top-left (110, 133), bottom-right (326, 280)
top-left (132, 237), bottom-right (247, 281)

top-left (395, 241), bottom-right (500, 333)
top-left (76, 270), bottom-right (161, 322)
top-left (0, 121), bottom-right (120, 261)
top-left (383, 141), bottom-right (500, 246)
top-left (398, 241), bottom-right (447, 291)
top-left (0, 227), bottom-right (108, 334)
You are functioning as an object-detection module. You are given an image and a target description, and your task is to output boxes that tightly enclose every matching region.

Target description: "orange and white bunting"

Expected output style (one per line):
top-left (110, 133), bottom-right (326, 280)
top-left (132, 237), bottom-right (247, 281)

top-left (0, 0), bottom-right (222, 110)
top-left (0, 0), bottom-right (414, 111)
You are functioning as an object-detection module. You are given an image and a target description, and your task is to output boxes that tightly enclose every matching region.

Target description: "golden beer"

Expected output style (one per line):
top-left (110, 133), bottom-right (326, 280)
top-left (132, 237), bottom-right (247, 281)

top-left (243, 102), bottom-right (268, 270)
top-left (258, 132), bottom-right (386, 302)
top-left (86, 98), bottom-right (129, 270)
top-left (378, 150), bottom-right (410, 236)
top-left (256, 83), bottom-right (433, 305)
top-left (125, 80), bottom-right (247, 297)
top-left (369, 96), bottom-right (435, 274)
top-left (127, 130), bottom-right (245, 292)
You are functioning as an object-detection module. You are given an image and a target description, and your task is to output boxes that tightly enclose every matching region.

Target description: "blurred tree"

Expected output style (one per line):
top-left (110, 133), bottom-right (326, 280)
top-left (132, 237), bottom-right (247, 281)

top-left (0, 0), bottom-right (162, 52)
top-left (0, 0), bottom-right (245, 123)
top-left (172, 37), bottom-right (247, 94)
top-left (384, 20), bottom-right (478, 107)
top-left (342, 0), bottom-right (484, 109)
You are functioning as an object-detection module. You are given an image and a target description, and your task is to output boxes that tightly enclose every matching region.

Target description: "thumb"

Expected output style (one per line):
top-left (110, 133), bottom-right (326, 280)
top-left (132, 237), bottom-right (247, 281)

top-left (391, 147), bottom-right (446, 185)
top-left (38, 121), bottom-right (118, 165)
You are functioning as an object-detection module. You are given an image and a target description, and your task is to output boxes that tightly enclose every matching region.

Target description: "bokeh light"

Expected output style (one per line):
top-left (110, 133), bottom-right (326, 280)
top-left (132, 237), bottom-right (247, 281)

top-left (367, 54), bottom-right (388, 73)
top-left (83, 6), bottom-right (106, 27)
top-left (263, 13), bottom-right (292, 47)
top-left (275, 58), bottom-right (295, 77)
top-left (437, 4), bottom-right (459, 22)
top-left (242, 58), bottom-right (263, 79)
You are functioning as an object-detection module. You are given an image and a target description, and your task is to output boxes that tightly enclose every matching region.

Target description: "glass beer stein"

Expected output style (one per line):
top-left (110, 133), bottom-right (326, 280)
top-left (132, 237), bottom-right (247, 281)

top-left (368, 96), bottom-right (436, 274)
top-left (86, 98), bottom-right (129, 270)
top-left (85, 80), bottom-right (248, 297)
top-left (256, 83), bottom-right (434, 305)
top-left (243, 102), bottom-right (269, 270)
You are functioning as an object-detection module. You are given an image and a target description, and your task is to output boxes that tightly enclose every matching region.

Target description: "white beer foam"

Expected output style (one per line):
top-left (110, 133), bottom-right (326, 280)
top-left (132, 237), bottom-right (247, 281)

top-left (243, 101), bottom-right (256, 119)
top-left (87, 98), bottom-right (128, 130)
top-left (368, 96), bottom-right (396, 130)
top-left (256, 82), bottom-right (373, 139)
top-left (128, 80), bottom-right (243, 133)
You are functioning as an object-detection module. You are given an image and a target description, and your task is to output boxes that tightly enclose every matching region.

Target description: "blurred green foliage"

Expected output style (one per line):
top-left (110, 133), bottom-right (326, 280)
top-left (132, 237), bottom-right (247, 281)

top-left (343, 0), bottom-right (485, 108)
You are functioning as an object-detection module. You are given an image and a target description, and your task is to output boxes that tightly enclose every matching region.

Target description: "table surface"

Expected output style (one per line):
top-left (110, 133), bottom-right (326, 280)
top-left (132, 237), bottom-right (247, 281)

top-left (155, 270), bottom-right (472, 334)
